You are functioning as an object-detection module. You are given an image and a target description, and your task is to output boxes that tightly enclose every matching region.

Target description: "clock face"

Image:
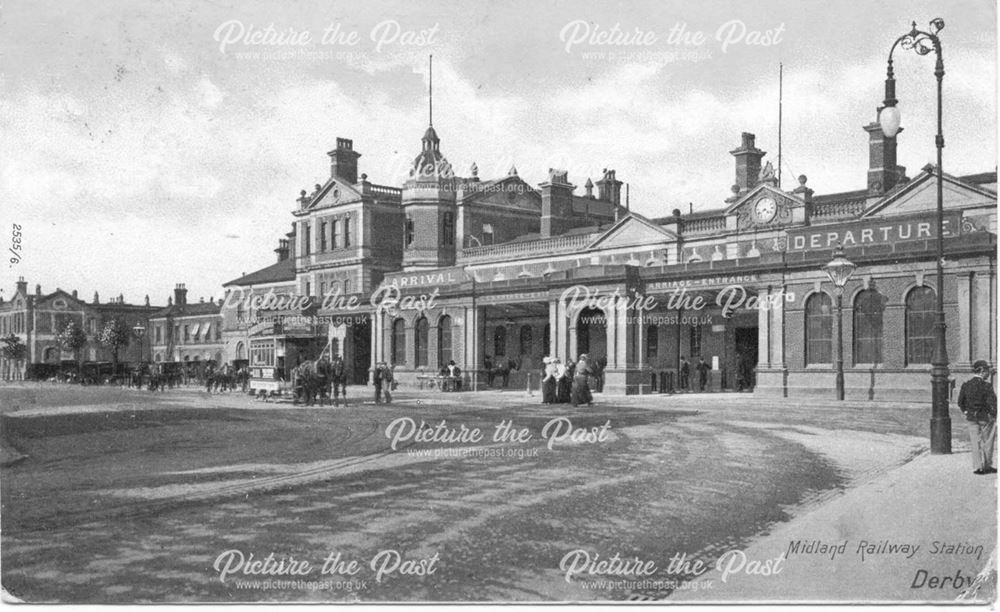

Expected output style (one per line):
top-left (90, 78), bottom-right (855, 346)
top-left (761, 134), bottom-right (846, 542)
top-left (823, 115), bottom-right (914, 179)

top-left (754, 197), bottom-right (777, 223)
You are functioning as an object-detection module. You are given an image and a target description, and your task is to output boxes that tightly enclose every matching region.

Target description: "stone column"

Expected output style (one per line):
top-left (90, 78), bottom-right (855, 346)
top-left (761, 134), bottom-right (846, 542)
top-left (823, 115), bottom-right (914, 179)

top-left (771, 286), bottom-right (785, 366)
top-left (973, 271), bottom-right (995, 365)
top-left (605, 299), bottom-right (618, 369)
top-left (757, 288), bottom-right (770, 368)
top-left (549, 300), bottom-right (559, 361)
top-left (957, 272), bottom-right (973, 367)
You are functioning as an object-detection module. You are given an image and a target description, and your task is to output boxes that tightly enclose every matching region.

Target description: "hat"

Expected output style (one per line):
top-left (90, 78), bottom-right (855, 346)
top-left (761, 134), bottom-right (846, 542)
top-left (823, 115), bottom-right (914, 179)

top-left (542, 357), bottom-right (552, 364)
top-left (973, 360), bottom-right (991, 373)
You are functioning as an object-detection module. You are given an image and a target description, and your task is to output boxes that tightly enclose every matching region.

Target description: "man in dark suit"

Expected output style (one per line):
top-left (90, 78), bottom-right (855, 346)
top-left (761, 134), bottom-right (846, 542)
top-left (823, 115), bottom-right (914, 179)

top-left (958, 360), bottom-right (997, 475)
top-left (679, 356), bottom-right (690, 392)
top-left (695, 357), bottom-right (711, 392)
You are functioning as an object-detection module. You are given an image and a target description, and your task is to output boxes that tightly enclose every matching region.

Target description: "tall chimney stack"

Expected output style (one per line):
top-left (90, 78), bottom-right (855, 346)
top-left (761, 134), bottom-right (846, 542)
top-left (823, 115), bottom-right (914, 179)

top-left (864, 118), bottom-right (904, 195)
top-left (174, 283), bottom-right (187, 307)
top-left (328, 137), bottom-right (361, 184)
top-left (730, 132), bottom-right (765, 193)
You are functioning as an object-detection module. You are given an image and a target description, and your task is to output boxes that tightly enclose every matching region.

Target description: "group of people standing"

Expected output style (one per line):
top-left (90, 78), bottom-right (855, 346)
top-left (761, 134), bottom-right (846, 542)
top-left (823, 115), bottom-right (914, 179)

top-left (541, 354), bottom-right (595, 407)
top-left (677, 355), bottom-right (712, 392)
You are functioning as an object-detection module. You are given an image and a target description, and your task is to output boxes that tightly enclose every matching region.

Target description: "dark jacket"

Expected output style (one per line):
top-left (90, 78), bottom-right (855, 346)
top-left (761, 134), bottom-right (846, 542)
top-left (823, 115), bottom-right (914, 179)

top-left (958, 376), bottom-right (997, 421)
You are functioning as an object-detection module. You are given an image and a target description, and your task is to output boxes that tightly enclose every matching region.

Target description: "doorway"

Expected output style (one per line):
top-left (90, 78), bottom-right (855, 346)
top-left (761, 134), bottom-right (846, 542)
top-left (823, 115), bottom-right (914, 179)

top-left (351, 317), bottom-right (371, 384)
top-left (734, 327), bottom-right (758, 391)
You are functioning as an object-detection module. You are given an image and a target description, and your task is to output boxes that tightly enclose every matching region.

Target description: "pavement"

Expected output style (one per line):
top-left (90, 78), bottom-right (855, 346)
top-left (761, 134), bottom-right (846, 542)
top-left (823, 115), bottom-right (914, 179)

top-left (670, 449), bottom-right (997, 604)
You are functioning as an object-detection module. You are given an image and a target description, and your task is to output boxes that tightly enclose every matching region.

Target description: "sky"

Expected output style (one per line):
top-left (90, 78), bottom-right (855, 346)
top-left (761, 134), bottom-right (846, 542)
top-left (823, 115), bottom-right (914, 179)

top-left (0, 0), bottom-right (996, 305)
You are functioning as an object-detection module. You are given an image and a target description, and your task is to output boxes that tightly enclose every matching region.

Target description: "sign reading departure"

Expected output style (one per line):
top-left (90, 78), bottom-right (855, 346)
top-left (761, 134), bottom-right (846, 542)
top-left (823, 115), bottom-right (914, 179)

top-left (787, 211), bottom-right (962, 252)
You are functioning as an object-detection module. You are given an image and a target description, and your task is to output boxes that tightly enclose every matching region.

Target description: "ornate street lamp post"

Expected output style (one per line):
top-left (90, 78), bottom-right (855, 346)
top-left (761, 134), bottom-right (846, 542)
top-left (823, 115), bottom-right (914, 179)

top-left (133, 323), bottom-right (146, 363)
top-left (878, 18), bottom-right (951, 453)
top-left (824, 246), bottom-right (856, 401)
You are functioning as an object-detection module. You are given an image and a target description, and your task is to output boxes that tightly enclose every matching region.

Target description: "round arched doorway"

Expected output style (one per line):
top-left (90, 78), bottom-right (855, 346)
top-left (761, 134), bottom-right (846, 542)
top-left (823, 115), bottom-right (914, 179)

top-left (575, 307), bottom-right (607, 361)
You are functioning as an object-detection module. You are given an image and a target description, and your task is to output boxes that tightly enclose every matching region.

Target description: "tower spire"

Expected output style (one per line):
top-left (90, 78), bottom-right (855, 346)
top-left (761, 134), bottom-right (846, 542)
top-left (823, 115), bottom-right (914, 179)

top-left (428, 54), bottom-right (433, 128)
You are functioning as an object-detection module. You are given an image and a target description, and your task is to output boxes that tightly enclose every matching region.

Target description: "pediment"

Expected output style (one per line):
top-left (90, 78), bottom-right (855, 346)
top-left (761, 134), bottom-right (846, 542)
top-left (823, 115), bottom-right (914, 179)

top-left (863, 170), bottom-right (996, 218)
top-left (462, 176), bottom-right (540, 211)
top-left (587, 213), bottom-right (676, 250)
top-left (306, 178), bottom-right (363, 210)
top-left (38, 289), bottom-right (84, 310)
top-left (725, 183), bottom-right (802, 230)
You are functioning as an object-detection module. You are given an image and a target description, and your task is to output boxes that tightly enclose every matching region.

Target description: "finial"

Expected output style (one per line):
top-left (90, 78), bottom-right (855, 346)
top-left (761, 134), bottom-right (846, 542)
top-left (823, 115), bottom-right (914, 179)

top-left (508, 164), bottom-right (518, 177)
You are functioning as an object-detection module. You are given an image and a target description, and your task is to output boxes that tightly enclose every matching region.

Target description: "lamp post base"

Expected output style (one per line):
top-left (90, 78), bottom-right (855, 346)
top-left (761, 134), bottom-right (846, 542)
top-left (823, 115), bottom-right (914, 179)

top-left (930, 416), bottom-right (952, 454)
top-left (930, 370), bottom-right (952, 454)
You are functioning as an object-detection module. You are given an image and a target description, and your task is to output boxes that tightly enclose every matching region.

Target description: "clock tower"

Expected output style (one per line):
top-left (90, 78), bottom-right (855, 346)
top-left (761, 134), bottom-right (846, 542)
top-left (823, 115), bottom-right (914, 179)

top-left (401, 56), bottom-right (458, 271)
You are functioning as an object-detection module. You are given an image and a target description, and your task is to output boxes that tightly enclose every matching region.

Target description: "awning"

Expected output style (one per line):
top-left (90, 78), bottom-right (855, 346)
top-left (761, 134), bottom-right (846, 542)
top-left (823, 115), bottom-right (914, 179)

top-left (191, 323), bottom-right (201, 338)
top-left (202, 322), bottom-right (212, 340)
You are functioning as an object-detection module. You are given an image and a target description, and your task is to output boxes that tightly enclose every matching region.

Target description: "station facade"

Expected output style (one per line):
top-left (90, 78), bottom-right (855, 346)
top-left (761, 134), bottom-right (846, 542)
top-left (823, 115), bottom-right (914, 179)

top-left (221, 115), bottom-right (997, 401)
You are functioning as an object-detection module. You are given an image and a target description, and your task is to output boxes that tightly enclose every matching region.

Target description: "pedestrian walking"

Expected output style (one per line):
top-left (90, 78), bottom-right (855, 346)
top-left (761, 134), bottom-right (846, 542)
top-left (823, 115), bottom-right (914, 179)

top-left (958, 360), bottom-right (997, 475)
top-left (679, 356), bottom-right (690, 392)
top-left (695, 356), bottom-right (711, 392)
top-left (542, 357), bottom-right (557, 404)
top-left (330, 355), bottom-right (347, 406)
top-left (570, 354), bottom-right (593, 407)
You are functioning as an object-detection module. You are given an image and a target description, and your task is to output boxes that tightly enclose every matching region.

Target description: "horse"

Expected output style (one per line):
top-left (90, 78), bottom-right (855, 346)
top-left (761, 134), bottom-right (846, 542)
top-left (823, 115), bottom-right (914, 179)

top-left (292, 360), bottom-right (325, 406)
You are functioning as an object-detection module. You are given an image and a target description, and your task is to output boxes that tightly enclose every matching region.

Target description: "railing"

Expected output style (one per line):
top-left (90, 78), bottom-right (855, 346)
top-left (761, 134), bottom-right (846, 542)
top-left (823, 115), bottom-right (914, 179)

top-left (683, 216), bottom-right (726, 234)
top-left (812, 198), bottom-right (866, 219)
top-left (362, 182), bottom-right (402, 199)
top-left (459, 233), bottom-right (597, 262)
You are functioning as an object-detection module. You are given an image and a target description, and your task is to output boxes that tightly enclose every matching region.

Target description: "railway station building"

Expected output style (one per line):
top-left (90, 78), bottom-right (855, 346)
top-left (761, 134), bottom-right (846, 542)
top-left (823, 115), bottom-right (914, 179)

top-left (222, 115), bottom-right (996, 401)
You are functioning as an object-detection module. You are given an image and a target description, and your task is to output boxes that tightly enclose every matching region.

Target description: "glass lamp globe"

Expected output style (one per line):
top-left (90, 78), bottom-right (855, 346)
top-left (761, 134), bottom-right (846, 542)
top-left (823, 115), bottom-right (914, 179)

top-left (824, 247), bottom-right (857, 288)
top-left (879, 105), bottom-right (902, 138)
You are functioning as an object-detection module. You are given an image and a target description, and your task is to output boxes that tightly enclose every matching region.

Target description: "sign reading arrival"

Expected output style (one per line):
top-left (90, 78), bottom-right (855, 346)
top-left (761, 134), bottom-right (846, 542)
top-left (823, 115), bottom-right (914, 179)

top-left (787, 211), bottom-right (962, 252)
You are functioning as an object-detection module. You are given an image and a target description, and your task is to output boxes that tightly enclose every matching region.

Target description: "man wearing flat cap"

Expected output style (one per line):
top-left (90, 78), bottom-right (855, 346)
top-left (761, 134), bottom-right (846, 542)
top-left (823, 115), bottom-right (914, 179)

top-left (958, 360), bottom-right (997, 475)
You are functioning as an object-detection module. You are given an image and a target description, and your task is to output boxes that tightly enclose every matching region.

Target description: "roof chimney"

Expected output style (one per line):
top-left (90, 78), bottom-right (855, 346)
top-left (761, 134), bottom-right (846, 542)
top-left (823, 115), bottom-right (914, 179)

top-left (864, 117), bottom-right (904, 196)
top-left (328, 137), bottom-right (361, 184)
top-left (275, 238), bottom-right (290, 263)
top-left (730, 132), bottom-right (765, 193)
top-left (595, 169), bottom-right (622, 205)
top-left (93, 291), bottom-right (100, 304)
top-left (71, 289), bottom-right (78, 300)
top-left (539, 169), bottom-right (575, 238)
top-left (16, 277), bottom-right (27, 294)
top-left (35, 284), bottom-right (41, 296)
top-left (174, 283), bottom-right (187, 307)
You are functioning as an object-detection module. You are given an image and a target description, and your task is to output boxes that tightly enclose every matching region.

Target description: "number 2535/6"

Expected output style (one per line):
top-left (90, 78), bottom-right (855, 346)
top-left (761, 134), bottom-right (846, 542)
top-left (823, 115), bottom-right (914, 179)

top-left (10, 223), bottom-right (22, 264)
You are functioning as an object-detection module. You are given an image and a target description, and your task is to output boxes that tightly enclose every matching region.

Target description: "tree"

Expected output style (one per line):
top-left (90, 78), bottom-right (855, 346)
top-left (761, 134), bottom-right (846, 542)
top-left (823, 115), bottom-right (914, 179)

top-left (98, 318), bottom-right (131, 372)
top-left (55, 320), bottom-right (88, 376)
top-left (1, 334), bottom-right (27, 381)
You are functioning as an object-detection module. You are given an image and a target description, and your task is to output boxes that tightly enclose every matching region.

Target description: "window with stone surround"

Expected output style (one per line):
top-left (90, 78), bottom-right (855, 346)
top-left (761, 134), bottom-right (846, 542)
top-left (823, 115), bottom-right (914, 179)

top-left (905, 286), bottom-right (936, 365)
top-left (805, 293), bottom-right (833, 365)
top-left (853, 289), bottom-right (884, 365)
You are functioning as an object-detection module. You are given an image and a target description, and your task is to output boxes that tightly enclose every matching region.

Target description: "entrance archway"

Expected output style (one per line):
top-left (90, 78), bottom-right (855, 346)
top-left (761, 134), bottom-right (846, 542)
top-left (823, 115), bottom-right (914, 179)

top-left (576, 307), bottom-right (607, 361)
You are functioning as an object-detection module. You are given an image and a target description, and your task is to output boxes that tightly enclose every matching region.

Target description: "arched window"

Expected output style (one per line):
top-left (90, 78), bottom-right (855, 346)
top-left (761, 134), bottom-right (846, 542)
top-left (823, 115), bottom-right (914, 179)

top-left (343, 215), bottom-right (352, 247)
top-left (320, 221), bottom-right (327, 251)
top-left (405, 217), bottom-right (414, 247)
top-left (647, 324), bottom-right (659, 360)
top-left (442, 212), bottom-right (454, 246)
top-left (391, 318), bottom-right (406, 366)
top-left (438, 315), bottom-right (452, 367)
top-left (235, 342), bottom-right (245, 360)
top-left (494, 325), bottom-right (507, 357)
top-left (519, 325), bottom-right (532, 355)
top-left (344, 278), bottom-right (351, 295)
top-left (853, 290), bottom-right (884, 364)
top-left (331, 219), bottom-right (339, 249)
top-left (154, 353), bottom-right (162, 362)
top-left (906, 286), bottom-right (936, 365)
top-left (805, 293), bottom-right (833, 364)
top-left (415, 316), bottom-right (429, 368)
